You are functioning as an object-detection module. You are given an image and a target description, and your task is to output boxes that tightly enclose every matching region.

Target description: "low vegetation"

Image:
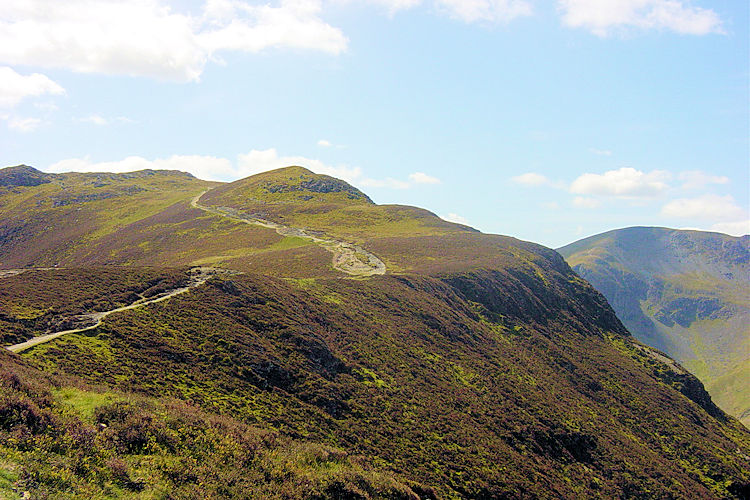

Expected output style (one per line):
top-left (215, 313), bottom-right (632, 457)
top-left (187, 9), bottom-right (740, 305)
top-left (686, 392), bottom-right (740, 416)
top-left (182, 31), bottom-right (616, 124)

top-left (18, 269), bottom-right (750, 498)
top-left (0, 349), bottom-right (423, 499)
top-left (559, 227), bottom-right (750, 426)
top-left (0, 267), bottom-right (188, 345)
top-left (1, 166), bottom-right (749, 498)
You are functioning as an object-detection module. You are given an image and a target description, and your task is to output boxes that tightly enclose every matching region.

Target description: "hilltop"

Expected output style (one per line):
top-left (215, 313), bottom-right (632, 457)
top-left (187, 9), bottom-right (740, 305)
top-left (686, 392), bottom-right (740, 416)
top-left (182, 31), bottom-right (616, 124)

top-left (0, 166), bottom-right (749, 498)
top-left (559, 227), bottom-right (750, 426)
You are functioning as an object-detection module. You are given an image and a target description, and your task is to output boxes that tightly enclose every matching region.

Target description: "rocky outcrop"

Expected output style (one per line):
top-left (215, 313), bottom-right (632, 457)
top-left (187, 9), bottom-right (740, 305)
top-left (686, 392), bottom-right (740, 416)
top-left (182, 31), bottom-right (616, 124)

top-left (0, 165), bottom-right (51, 187)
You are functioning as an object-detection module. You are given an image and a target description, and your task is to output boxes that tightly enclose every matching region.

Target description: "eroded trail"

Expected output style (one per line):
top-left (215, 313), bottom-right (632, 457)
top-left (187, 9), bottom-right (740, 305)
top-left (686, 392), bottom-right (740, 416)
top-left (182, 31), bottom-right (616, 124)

top-left (6, 267), bottom-right (225, 354)
top-left (190, 191), bottom-right (386, 277)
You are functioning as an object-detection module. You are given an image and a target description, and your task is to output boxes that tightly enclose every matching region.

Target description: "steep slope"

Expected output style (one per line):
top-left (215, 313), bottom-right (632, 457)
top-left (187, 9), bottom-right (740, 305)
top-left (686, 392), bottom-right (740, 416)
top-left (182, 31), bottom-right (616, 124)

top-left (9, 268), bottom-right (750, 497)
top-left (0, 347), bottom-right (422, 499)
top-left (559, 227), bottom-right (750, 426)
top-left (2, 167), bottom-right (750, 498)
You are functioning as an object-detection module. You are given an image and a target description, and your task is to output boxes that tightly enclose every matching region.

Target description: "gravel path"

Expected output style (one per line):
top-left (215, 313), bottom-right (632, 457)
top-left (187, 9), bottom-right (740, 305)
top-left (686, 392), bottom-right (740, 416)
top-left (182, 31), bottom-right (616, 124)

top-left (5, 267), bottom-right (223, 354)
top-left (191, 191), bottom-right (386, 277)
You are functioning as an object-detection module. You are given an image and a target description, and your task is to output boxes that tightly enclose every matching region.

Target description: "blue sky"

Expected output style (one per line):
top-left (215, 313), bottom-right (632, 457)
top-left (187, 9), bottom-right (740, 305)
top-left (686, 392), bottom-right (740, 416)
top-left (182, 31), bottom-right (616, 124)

top-left (1, 0), bottom-right (747, 247)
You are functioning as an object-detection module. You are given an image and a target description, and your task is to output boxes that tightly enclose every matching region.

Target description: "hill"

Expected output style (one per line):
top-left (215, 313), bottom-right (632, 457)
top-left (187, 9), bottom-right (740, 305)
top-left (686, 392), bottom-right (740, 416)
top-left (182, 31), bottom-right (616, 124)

top-left (559, 227), bottom-right (750, 427)
top-left (1, 166), bottom-right (749, 498)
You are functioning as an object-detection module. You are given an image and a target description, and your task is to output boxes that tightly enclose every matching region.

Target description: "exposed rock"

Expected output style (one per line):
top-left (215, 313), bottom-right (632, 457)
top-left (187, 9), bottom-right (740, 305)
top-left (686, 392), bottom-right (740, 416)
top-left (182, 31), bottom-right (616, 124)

top-left (0, 165), bottom-right (51, 187)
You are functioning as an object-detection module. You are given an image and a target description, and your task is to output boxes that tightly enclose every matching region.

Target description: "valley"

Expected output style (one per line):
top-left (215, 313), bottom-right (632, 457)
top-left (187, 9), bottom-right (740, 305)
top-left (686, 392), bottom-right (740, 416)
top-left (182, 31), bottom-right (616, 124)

top-left (559, 227), bottom-right (750, 427)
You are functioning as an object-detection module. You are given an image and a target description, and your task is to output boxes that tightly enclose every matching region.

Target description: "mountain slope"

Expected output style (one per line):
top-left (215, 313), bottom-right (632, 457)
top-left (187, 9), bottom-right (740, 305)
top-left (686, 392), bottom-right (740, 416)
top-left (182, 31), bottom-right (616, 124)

top-left (0, 347), bottom-right (423, 499)
top-left (559, 227), bottom-right (750, 426)
top-left (8, 266), bottom-right (750, 498)
top-left (1, 166), bottom-right (749, 498)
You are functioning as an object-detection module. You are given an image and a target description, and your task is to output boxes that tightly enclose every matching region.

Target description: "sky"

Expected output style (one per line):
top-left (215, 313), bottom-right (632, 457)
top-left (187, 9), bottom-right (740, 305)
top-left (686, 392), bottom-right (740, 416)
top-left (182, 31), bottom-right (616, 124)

top-left (1, 0), bottom-right (747, 248)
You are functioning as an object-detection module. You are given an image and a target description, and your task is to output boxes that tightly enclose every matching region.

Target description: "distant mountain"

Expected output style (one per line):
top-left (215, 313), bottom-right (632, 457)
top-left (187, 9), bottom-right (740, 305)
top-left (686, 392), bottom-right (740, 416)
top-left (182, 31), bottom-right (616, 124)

top-left (559, 227), bottom-right (750, 427)
top-left (1, 166), bottom-right (749, 498)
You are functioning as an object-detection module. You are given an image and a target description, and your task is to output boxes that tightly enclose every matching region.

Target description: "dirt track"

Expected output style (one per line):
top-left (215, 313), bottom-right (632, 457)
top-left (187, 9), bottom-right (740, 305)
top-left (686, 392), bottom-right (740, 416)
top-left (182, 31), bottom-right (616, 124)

top-left (190, 191), bottom-right (386, 277)
top-left (5, 267), bottom-right (223, 354)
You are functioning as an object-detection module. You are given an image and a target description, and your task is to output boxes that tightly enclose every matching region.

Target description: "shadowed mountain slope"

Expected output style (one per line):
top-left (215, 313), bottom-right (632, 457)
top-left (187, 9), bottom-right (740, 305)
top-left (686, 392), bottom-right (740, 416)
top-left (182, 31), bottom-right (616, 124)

top-left (559, 227), bottom-right (750, 427)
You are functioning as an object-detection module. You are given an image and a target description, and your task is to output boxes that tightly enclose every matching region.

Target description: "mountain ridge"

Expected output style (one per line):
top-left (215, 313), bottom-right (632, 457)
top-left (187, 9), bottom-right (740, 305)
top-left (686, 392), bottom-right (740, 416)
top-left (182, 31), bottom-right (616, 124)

top-left (1, 166), bottom-right (749, 498)
top-left (559, 226), bottom-right (750, 426)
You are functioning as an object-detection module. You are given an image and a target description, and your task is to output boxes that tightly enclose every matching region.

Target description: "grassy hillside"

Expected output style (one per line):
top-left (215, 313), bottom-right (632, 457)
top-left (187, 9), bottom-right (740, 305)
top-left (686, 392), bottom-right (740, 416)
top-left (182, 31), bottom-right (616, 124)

top-left (10, 268), bottom-right (750, 498)
top-left (0, 166), bottom-right (335, 276)
top-left (2, 166), bottom-right (750, 498)
top-left (559, 227), bottom-right (750, 427)
top-left (0, 267), bottom-right (189, 345)
top-left (0, 348), bottom-right (421, 499)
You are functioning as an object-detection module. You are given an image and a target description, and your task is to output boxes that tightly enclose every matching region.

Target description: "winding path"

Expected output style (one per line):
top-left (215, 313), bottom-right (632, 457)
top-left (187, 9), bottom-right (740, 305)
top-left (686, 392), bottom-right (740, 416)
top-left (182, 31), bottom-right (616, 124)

top-left (5, 267), bottom-right (222, 354)
top-left (190, 191), bottom-right (386, 277)
top-left (4, 190), bottom-right (386, 354)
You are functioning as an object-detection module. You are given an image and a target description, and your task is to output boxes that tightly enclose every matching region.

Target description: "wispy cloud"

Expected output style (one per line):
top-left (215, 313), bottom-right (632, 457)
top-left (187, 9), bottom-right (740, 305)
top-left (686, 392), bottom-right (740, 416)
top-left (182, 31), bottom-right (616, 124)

top-left (441, 212), bottom-right (470, 225)
top-left (570, 167), bottom-right (671, 198)
top-left (435, 0), bottom-right (532, 23)
top-left (5, 115), bottom-right (43, 132)
top-left (0, 0), bottom-right (347, 82)
top-left (678, 170), bottom-right (729, 190)
top-left (45, 148), bottom-right (442, 191)
top-left (661, 194), bottom-right (746, 220)
top-left (559, 0), bottom-right (724, 36)
top-left (572, 196), bottom-right (601, 209)
top-left (710, 220), bottom-right (750, 237)
top-left (409, 172), bottom-right (441, 184)
top-left (75, 114), bottom-right (136, 126)
top-left (0, 66), bottom-right (64, 108)
top-left (511, 172), bottom-right (550, 186)
top-left (337, 0), bottom-right (531, 23)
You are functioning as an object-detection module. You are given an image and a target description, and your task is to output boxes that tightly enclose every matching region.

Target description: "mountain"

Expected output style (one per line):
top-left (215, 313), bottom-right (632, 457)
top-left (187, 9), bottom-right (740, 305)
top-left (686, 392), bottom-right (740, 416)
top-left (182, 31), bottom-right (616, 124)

top-left (559, 227), bottom-right (750, 427)
top-left (1, 166), bottom-right (749, 499)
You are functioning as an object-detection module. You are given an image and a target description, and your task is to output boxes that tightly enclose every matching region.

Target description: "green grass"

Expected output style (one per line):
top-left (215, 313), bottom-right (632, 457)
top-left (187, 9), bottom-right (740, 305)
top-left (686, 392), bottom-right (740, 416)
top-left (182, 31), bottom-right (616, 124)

top-left (0, 462), bottom-right (20, 500)
top-left (17, 270), bottom-right (750, 498)
top-left (52, 387), bottom-right (124, 421)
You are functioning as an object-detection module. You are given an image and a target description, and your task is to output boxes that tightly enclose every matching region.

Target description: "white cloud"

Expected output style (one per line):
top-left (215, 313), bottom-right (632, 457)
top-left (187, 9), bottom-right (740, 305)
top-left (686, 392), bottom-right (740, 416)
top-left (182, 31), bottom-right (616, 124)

top-left (198, 0), bottom-right (348, 55)
top-left (409, 172), bottom-right (441, 184)
top-left (236, 150), bottom-right (438, 189)
top-left (47, 155), bottom-right (235, 180)
top-left (435, 0), bottom-right (532, 23)
top-left (0, 66), bottom-right (64, 108)
top-left (710, 220), bottom-right (750, 237)
top-left (317, 139), bottom-right (332, 147)
top-left (45, 149), bottom-right (442, 190)
top-left (0, 0), bottom-right (347, 82)
top-left (34, 102), bottom-right (59, 112)
top-left (661, 194), bottom-right (746, 220)
top-left (78, 114), bottom-right (108, 126)
top-left (5, 115), bottom-right (43, 132)
top-left (236, 148), bottom-right (363, 183)
top-left (678, 170), bottom-right (729, 190)
top-left (75, 114), bottom-right (136, 126)
top-left (441, 212), bottom-right (470, 225)
top-left (334, 0), bottom-right (530, 22)
top-left (333, 0), bottom-right (422, 15)
top-left (559, 0), bottom-right (724, 36)
top-left (570, 167), bottom-right (670, 198)
top-left (572, 196), bottom-right (601, 209)
top-left (512, 172), bottom-right (549, 186)
top-left (359, 177), bottom-right (411, 189)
